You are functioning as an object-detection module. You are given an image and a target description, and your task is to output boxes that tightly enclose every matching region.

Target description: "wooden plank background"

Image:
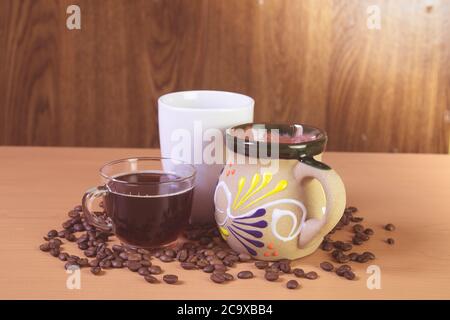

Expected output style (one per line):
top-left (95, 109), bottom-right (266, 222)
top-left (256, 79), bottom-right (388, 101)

top-left (0, 0), bottom-right (449, 153)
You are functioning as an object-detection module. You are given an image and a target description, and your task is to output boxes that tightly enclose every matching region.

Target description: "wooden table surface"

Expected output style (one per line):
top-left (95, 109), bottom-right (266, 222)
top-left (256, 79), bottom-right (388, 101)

top-left (0, 146), bottom-right (449, 300)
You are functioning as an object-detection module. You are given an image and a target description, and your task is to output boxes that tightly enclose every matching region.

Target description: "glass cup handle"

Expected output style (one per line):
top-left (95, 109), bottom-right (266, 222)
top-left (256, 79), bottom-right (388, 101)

top-left (294, 157), bottom-right (346, 248)
top-left (82, 186), bottom-right (113, 232)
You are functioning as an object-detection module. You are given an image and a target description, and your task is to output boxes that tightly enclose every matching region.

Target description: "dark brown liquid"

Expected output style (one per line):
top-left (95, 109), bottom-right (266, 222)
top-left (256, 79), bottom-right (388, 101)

top-left (104, 172), bottom-right (194, 248)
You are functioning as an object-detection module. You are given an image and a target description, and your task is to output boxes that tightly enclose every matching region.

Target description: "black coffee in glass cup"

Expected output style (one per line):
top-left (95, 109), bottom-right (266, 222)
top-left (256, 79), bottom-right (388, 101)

top-left (82, 157), bottom-right (196, 249)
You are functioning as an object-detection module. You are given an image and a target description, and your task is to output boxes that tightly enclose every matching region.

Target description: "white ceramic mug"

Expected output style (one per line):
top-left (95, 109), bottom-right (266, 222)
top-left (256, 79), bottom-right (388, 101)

top-left (158, 90), bottom-right (254, 225)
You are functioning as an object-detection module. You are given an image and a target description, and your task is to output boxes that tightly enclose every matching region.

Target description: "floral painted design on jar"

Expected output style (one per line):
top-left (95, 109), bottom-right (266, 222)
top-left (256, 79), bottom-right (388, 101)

top-left (214, 123), bottom-right (346, 261)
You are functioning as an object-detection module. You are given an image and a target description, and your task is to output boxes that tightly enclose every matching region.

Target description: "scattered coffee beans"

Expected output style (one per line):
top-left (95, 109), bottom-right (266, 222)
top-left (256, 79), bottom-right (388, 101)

top-left (90, 266), bottom-right (101, 275)
top-left (386, 238), bottom-right (395, 245)
top-left (286, 280), bottom-right (299, 289)
top-left (144, 275), bottom-right (158, 284)
top-left (320, 262), bottom-right (334, 272)
top-left (39, 205), bottom-right (386, 289)
top-left (293, 268), bottom-right (305, 278)
top-left (210, 273), bottom-right (226, 284)
top-left (305, 271), bottom-right (318, 280)
top-left (265, 271), bottom-right (279, 282)
top-left (163, 274), bottom-right (178, 284)
top-left (255, 261), bottom-right (268, 269)
top-left (237, 271), bottom-right (254, 279)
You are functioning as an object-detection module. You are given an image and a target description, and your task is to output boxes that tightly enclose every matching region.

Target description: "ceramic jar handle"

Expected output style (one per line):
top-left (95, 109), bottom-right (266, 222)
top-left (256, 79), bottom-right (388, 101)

top-left (293, 158), bottom-right (346, 249)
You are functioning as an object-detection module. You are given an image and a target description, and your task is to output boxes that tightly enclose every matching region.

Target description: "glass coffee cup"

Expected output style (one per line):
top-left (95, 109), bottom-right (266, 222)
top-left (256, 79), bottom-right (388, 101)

top-left (82, 157), bottom-right (196, 249)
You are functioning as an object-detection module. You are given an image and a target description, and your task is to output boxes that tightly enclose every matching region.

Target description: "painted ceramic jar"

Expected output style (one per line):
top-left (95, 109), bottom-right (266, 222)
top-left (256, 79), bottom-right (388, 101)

top-left (214, 123), bottom-right (346, 261)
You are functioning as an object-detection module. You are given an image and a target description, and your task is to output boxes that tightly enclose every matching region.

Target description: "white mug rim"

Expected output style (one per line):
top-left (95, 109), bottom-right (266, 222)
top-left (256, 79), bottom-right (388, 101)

top-left (158, 90), bottom-right (254, 112)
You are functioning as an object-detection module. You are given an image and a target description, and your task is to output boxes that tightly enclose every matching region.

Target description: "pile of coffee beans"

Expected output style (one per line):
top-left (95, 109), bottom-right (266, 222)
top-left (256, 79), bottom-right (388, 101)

top-left (39, 204), bottom-right (395, 289)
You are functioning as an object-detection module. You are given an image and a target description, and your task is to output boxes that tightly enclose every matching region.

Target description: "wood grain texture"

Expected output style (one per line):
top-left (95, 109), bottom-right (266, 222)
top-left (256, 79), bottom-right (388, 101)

top-left (0, 0), bottom-right (449, 152)
top-left (0, 146), bottom-right (450, 299)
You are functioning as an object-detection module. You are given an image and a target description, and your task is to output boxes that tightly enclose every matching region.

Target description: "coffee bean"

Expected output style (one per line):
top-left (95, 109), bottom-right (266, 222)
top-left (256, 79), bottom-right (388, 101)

top-left (58, 252), bottom-right (69, 261)
top-left (127, 261), bottom-right (142, 272)
top-left (119, 252), bottom-right (128, 260)
top-left (255, 261), bottom-right (269, 269)
top-left (62, 220), bottom-right (73, 230)
top-left (96, 252), bottom-right (107, 260)
top-left (238, 253), bottom-right (252, 262)
top-left (164, 249), bottom-right (176, 258)
top-left (352, 237), bottom-right (363, 245)
top-left (144, 275), bottom-right (158, 283)
top-left (57, 230), bottom-right (66, 238)
top-left (353, 224), bottom-right (364, 233)
top-left (336, 265), bottom-right (351, 276)
top-left (141, 260), bottom-right (152, 267)
top-left (349, 253), bottom-right (359, 261)
top-left (137, 248), bottom-right (150, 255)
top-left (110, 259), bottom-right (122, 268)
top-left (76, 234), bottom-right (88, 243)
top-left (66, 233), bottom-right (77, 242)
top-left (112, 244), bottom-right (124, 253)
top-left (269, 262), bottom-right (280, 272)
top-left (343, 243), bottom-right (353, 251)
top-left (196, 259), bottom-right (209, 268)
top-left (237, 271), bottom-right (254, 279)
top-left (385, 224), bottom-right (396, 231)
top-left (127, 253), bottom-right (142, 261)
top-left (73, 205), bottom-right (83, 212)
top-left (363, 251), bottom-right (375, 260)
top-left (265, 271), bottom-right (279, 282)
top-left (39, 243), bottom-right (50, 252)
top-left (216, 251), bottom-right (228, 260)
top-left (223, 273), bottom-right (234, 281)
top-left (198, 264), bottom-right (213, 273)
top-left (293, 268), bottom-right (305, 278)
top-left (78, 242), bottom-right (89, 250)
top-left (78, 258), bottom-right (89, 267)
top-left (333, 241), bottom-right (345, 250)
top-left (49, 238), bottom-right (62, 247)
top-left (320, 262), bottom-right (334, 272)
top-left (90, 266), bottom-right (102, 275)
top-left (286, 280), bottom-right (299, 289)
top-left (350, 216), bottom-right (364, 222)
top-left (346, 206), bottom-right (358, 213)
top-left (84, 248), bottom-right (97, 258)
top-left (177, 249), bottom-right (188, 262)
top-left (47, 230), bottom-right (58, 239)
top-left (138, 267), bottom-right (150, 276)
top-left (211, 273), bottom-right (226, 283)
top-left (321, 241), bottom-right (334, 251)
top-left (364, 228), bottom-right (374, 235)
top-left (49, 248), bottom-right (60, 257)
top-left (279, 261), bottom-right (291, 273)
top-left (355, 231), bottom-right (369, 241)
top-left (214, 264), bottom-right (227, 272)
top-left (89, 259), bottom-right (99, 267)
top-left (386, 238), bottom-right (395, 245)
top-left (356, 254), bottom-right (370, 263)
top-left (343, 270), bottom-right (356, 280)
top-left (99, 260), bottom-right (112, 269)
top-left (160, 255), bottom-right (174, 263)
top-left (181, 262), bottom-right (197, 270)
top-left (332, 250), bottom-right (350, 263)
top-left (305, 271), bottom-right (318, 280)
top-left (73, 224), bottom-right (85, 232)
top-left (149, 265), bottom-right (162, 275)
